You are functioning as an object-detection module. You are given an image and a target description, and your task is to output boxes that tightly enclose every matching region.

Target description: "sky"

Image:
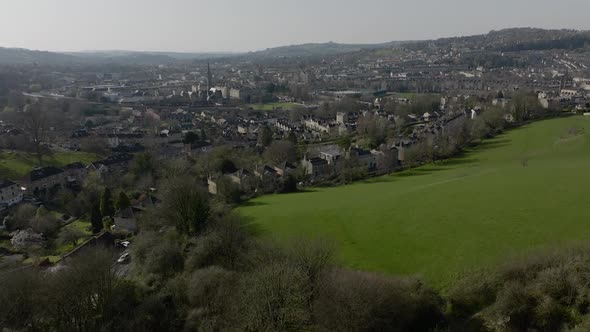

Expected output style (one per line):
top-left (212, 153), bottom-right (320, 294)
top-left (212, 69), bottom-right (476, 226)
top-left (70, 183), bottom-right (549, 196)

top-left (1, 0), bottom-right (589, 53)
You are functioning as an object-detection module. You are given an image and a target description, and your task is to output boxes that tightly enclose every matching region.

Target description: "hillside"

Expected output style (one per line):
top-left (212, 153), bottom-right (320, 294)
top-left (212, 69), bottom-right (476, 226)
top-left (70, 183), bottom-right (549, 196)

top-left (239, 116), bottom-right (590, 287)
top-left (0, 47), bottom-right (83, 66)
top-left (2, 28), bottom-right (589, 65)
top-left (251, 41), bottom-right (404, 57)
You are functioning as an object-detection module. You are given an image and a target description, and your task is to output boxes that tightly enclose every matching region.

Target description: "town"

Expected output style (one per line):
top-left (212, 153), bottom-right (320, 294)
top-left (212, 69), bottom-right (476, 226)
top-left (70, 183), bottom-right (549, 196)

top-left (2, 25), bottom-right (590, 331)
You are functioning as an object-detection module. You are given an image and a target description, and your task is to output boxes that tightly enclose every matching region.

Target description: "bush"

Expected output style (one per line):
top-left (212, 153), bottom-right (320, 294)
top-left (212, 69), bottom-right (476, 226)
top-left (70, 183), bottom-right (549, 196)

top-left (314, 269), bottom-right (445, 332)
top-left (234, 262), bottom-right (312, 331)
top-left (448, 247), bottom-right (590, 331)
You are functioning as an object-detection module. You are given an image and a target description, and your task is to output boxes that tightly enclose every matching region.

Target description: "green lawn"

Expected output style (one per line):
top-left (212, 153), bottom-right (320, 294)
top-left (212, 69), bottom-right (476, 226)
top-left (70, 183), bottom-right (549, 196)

top-left (0, 150), bottom-right (98, 179)
top-left (239, 116), bottom-right (590, 288)
top-left (246, 102), bottom-right (299, 111)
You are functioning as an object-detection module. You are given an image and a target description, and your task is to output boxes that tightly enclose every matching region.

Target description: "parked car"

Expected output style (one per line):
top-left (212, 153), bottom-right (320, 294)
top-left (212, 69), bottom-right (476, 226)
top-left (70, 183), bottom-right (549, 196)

top-left (116, 240), bottom-right (131, 248)
top-left (116, 253), bottom-right (130, 264)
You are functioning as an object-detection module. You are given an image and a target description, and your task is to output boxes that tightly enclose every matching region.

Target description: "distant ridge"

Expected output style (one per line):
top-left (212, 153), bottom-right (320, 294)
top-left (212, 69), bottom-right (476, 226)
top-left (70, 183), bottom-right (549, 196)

top-left (1, 27), bottom-right (589, 66)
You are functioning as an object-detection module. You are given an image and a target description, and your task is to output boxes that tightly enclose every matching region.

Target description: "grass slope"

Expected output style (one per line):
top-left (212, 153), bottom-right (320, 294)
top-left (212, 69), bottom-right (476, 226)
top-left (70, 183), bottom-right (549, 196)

top-left (0, 150), bottom-right (98, 180)
top-left (246, 102), bottom-right (298, 111)
top-left (239, 116), bottom-right (590, 287)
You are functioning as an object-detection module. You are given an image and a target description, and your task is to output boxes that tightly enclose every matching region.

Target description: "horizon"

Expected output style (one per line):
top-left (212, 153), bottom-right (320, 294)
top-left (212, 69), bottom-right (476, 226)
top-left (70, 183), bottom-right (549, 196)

top-left (1, 0), bottom-right (590, 53)
top-left (1, 26), bottom-right (587, 55)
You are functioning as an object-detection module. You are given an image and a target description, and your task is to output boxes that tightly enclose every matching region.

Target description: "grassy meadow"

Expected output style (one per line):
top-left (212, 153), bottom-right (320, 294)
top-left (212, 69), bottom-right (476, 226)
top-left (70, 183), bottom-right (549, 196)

top-left (0, 150), bottom-right (98, 180)
top-left (239, 116), bottom-right (590, 287)
top-left (246, 102), bottom-right (299, 111)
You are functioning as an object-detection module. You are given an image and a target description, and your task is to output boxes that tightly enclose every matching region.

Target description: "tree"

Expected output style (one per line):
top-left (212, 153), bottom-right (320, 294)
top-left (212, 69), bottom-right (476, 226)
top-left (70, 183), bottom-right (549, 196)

top-left (258, 125), bottom-right (273, 147)
top-left (236, 262), bottom-right (311, 331)
top-left (183, 131), bottom-right (199, 145)
top-left (337, 135), bottom-right (352, 151)
top-left (57, 227), bottom-right (85, 247)
top-left (161, 178), bottom-right (210, 234)
top-left (131, 152), bottom-right (156, 176)
top-left (21, 103), bottom-right (49, 166)
top-left (216, 176), bottom-right (242, 205)
top-left (100, 188), bottom-right (115, 218)
top-left (264, 140), bottom-right (297, 164)
top-left (116, 191), bottom-right (131, 211)
top-left (91, 204), bottom-right (103, 234)
top-left (287, 131), bottom-right (298, 145)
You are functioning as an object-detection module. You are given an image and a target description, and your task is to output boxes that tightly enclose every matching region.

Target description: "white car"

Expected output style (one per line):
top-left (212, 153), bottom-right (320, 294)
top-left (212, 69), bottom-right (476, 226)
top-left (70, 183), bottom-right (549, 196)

top-left (117, 253), bottom-right (130, 264)
top-left (119, 241), bottom-right (131, 248)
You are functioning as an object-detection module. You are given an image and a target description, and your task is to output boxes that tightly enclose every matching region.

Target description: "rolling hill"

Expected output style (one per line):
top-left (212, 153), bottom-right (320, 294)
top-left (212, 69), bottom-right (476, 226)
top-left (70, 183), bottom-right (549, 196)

top-left (239, 116), bottom-right (590, 288)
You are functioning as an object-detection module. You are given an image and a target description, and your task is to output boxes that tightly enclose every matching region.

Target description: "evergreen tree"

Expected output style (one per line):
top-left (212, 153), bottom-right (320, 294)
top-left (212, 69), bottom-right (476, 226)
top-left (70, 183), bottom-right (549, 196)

top-left (116, 191), bottom-right (131, 211)
top-left (90, 204), bottom-right (103, 234)
top-left (258, 125), bottom-right (273, 147)
top-left (100, 188), bottom-right (115, 217)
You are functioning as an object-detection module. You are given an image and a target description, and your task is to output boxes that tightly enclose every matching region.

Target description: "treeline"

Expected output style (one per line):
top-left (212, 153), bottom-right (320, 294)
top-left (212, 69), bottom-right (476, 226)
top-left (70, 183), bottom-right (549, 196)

top-left (5, 190), bottom-right (590, 331)
top-left (0, 177), bottom-right (446, 331)
top-left (403, 92), bottom-right (561, 167)
top-left (496, 34), bottom-right (590, 52)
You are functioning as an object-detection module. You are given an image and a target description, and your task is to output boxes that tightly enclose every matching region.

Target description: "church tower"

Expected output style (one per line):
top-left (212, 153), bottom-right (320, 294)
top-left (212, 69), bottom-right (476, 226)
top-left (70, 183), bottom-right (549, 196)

top-left (206, 62), bottom-right (213, 101)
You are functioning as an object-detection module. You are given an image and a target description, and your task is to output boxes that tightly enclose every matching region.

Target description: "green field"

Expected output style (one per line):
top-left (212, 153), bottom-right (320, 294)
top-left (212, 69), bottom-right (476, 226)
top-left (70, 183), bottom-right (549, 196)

top-left (246, 102), bottom-right (299, 111)
top-left (240, 116), bottom-right (590, 287)
top-left (0, 150), bottom-right (98, 179)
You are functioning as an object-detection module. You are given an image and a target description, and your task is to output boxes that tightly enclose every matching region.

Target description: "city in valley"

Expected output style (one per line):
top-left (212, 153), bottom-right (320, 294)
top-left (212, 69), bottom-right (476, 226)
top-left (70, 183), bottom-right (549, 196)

top-left (2, 7), bottom-right (590, 331)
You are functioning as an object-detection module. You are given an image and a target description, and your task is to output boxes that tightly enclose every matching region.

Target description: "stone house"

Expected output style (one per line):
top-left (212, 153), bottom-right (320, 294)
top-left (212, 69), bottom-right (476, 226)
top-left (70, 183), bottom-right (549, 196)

top-left (302, 155), bottom-right (330, 178)
top-left (0, 180), bottom-right (23, 208)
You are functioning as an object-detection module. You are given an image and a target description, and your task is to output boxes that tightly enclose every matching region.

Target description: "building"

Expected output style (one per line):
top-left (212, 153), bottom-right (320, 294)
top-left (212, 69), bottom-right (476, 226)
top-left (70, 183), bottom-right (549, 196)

top-left (302, 155), bottom-right (330, 178)
top-left (319, 146), bottom-right (343, 165)
top-left (63, 162), bottom-right (88, 188)
top-left (88, 153), bottom-right (133, 174)
top-left (22, 166), bottom-right (65, 195)
top-left (0, 180), bottom-right (23, 208)
top-left (184, 140), bottom-right (212, 156)
top-left (273, 162), bottom-right (297, 176)
top-left (113, 207), bottom-right (139, 233)
top-left (349, 147), bottom-right (377, 171)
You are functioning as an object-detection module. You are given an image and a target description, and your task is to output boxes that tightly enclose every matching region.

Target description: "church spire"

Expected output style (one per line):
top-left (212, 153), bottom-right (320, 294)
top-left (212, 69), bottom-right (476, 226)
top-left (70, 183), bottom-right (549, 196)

top-left (207, 62), bottom-right (212, 90)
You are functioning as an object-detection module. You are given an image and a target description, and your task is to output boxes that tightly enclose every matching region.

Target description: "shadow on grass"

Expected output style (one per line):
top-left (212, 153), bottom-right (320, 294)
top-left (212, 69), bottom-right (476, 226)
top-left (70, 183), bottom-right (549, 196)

top-left (470, 138), bottom-right (512, 152)
top-left (239, 215), bottom-right (268, 237)
top-left (240, 200), bottom-right (269, 208)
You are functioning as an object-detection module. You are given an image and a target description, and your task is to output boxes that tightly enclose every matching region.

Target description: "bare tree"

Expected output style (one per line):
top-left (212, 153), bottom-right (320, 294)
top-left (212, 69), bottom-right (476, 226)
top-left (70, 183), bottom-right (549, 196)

top-left (21, 103), bottom-right (49, 165)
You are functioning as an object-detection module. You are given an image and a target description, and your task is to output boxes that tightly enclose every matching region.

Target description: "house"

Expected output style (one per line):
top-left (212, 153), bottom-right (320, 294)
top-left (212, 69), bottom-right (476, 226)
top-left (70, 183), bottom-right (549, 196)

top-left (254, 165), bottom-right (281, 180)
top-left (0, 180), bottom-right (23, 208)
top-left (183, 141), bottom-right (212, 156)
top-left (302, 155), bottom-right (330, 178)
top-left (228, 169), bottom-right (252, 187)
top-left (113, 207), bottom-right (139, 233)
top-left (22, 166), bottom-right (65, 195)
top-left (349, 147), bottom-right (377, 171)
top-left (319, 146), bottom-right (343, 165)
top-left (273, 162), bottom-right (297, 176)
top-left (207, 176), bottom-right (218, 195)
top-left (63, 162), bottom-right (88, 187)
top-left (88, 153), bottom-right (133, 175)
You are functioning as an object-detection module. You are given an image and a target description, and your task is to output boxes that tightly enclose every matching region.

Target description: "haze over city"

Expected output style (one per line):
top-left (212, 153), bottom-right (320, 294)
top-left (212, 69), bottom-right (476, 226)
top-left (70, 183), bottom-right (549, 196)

top-left (1, 0), bottom-right (590, 52)
top-left (4, 0), bottom-right (590, 330)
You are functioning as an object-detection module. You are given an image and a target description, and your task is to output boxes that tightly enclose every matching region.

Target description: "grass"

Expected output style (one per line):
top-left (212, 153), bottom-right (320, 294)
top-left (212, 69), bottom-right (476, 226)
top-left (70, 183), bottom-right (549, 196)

top-left (395, 92), bottom-right (441, 99)
top-left (239, 116), bottom-right (590, 288)
top-left (0, 150), bottom-right (98, 179)
top-left (246, 102), bottom-right (299, 111)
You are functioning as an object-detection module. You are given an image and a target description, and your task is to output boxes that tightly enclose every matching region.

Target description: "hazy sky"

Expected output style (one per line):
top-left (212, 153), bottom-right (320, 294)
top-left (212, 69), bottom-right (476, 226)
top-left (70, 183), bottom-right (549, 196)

top-left (1, 0), bottom-right (589, 53)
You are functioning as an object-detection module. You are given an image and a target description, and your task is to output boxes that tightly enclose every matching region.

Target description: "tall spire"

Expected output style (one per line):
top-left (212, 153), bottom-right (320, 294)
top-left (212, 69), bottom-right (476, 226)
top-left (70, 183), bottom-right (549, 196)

top-left (207, 62), bottom-right (212, 90)
top-left (206, 62), bottom-right (213, 101)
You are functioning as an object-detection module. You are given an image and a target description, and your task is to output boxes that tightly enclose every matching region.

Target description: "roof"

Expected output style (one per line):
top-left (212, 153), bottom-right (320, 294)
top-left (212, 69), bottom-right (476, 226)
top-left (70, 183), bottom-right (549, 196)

top-left (28, 166), bottom-right (64, 182)
top-left (95, 153), bottom-right (133, 166)
top-left (308, 157), bottom-right (328, 166)
top-left (0, 180), bottom-right (16, 189)
top-left (63, 162), bottom-right (86, 170)
top-left (191, 141), bottom-right (212, 149)
top-left (351, 147), bottom-right (371, 156)
top-left (275, 161), bottom-right (296, 170)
